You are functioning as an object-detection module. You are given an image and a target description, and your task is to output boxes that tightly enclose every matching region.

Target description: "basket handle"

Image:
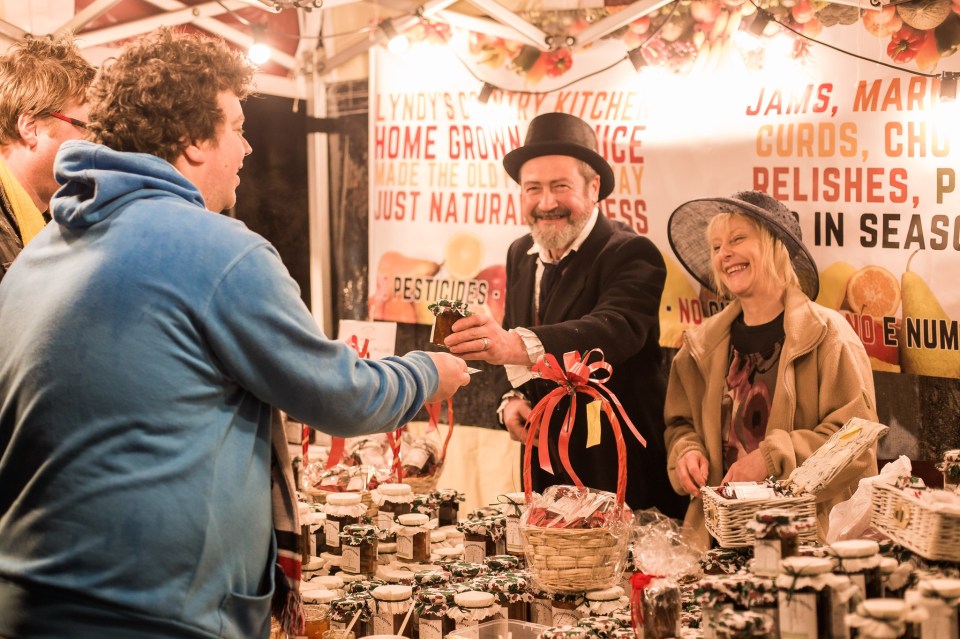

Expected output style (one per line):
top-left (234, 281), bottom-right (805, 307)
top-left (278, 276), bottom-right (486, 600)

top-left (522, 397), bottom-right (628, 506)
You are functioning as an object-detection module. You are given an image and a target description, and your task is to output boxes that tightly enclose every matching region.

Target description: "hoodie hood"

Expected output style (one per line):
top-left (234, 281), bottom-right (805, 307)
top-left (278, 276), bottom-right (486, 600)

top-left (51, 140), bottom-right (206, 229)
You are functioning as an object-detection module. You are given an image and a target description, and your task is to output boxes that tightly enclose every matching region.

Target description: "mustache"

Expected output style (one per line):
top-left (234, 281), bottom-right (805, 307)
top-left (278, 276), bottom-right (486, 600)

top-left (531, 206), bottom-right (572, 220)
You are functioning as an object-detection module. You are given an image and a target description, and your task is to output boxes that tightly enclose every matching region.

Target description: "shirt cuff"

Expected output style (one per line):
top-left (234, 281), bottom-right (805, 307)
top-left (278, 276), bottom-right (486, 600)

top-left (497, 390), bottom-right (530, 426)
top-left (504, 328), bottom-right (543, 388)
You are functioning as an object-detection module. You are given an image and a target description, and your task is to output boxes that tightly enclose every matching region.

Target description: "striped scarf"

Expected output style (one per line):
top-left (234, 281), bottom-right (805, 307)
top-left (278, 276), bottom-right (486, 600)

top-left (271, 408), bottom-right (305, 635)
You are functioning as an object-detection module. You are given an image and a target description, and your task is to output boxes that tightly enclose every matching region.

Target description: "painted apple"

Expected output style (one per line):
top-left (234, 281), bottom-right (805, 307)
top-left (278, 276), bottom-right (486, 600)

top-left (476, 264), bottom-right (507, 324)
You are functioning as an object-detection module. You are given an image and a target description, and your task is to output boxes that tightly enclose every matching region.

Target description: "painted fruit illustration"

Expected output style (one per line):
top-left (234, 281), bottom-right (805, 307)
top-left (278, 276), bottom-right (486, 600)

top-left (899, 250), bottom-right (960, 377)
top-left (368, 251), bottom-right (441, 323)
top-left (444, 232), bottom-right (484, 280)
top-left (476, 263), bottom-right (507, 324)
top-left (845, 265), bottom-right (901, 317)
top-left (815, 261), bottom-right (857, 311)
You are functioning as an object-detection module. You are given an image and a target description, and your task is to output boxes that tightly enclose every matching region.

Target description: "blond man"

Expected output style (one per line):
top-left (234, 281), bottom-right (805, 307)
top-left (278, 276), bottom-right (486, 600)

top-left (0, 36), bottom-right (94, 280)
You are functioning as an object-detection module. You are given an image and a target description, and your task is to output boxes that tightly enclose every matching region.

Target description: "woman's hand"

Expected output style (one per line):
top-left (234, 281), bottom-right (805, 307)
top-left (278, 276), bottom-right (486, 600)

top-left (721, 449), bottom-right (768, 484)
top-left (675, 449), bottom-right (709, 496)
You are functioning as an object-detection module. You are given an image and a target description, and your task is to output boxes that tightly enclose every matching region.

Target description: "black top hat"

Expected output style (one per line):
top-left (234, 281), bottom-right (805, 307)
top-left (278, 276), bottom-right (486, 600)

top-left (503, 112), bottom-right (615, 200)
top-left (667, 190), bottom-right (820, 300)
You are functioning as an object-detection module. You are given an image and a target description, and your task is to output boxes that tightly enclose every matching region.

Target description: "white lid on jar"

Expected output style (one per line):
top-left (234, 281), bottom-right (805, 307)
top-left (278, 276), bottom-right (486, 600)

top-left (454, 591), bottom-right (495, 608)
top-left (298, 502), bottom-right (312, 516)
top-left (379, 483), bottom-right (413, 497)
top-left (586, 585), bottom-right (624, 601)
top-left (339, 572), bottom-right (365, 583)
top-left (384, 569), bottom-right (415, 583)
top-left (379, 542), bottom-right (398, 553)
top-left (860, 598), bottom-right (907, 619)
top-left (430, 530), bottom-right (447, 543)
top-left (434, 547), bottom-right (462, 558)
top-left (398, 513), bottom-right (429, 526)
top-left (944, 449), bottom-right (960, 462)
top-left (921, 578), bottom-right (960, 598)
top-left (830, 539), bottom-right (880, 559)
top-left (327, 492), bottom-right (363, 506)
top-left (302, 588), bottom-right (338, 604)
top-left (312, 575), bottom-right (344, 590)
top-left (780, 556), bottom-right (834, 576)
top-left (372, 584), bottom-right (413, 601)
top-left (303, 556), bottom-right (325, 572)
top-left (878, 557), bottom-right (898, 574)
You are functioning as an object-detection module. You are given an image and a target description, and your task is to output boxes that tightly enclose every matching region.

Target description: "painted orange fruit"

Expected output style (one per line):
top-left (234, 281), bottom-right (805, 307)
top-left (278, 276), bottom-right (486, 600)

top-left (845, 265), bottom-right (901, 317)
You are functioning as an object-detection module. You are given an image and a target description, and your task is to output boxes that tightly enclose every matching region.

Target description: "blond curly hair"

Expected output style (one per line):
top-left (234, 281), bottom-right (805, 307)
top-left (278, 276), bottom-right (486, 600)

top-left (0, 36), bottom-right (95, 145)
top-left (87, 28), bottom-right (255, 163)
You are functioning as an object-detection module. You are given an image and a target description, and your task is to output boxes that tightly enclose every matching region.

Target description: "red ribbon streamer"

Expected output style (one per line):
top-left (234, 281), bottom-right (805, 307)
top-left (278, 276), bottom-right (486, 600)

top-left (630, 572), bottom-right (663, 630)
top-left (326, 335), bottom-right (372, 470)
top-left (425, 399), bottom-right (456, 461)
top-left (387, 428), bottom-right (404, 481)
top-left (522, 349), bottom-right (645, 506)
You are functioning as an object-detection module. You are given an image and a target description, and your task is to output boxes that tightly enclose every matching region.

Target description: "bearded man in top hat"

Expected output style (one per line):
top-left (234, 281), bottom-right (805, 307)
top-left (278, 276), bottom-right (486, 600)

top-left (446, 112), bottom-right (687, 518)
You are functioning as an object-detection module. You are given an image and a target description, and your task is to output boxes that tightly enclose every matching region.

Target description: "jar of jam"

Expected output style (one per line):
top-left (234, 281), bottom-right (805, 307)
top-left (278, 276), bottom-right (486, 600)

top-left (324, 493), bottom-right (366, 556)
top-left (434, 489), bottom-right (464, 526)
top-left (457, 516), bottom-right (506, 564)
top-left (371, 584), bottom-right (415, 638)
top-left (582, 585), bottom-right (626, 617)
top-left (402, 438), bottom-right (439, 478)
top-left (939, 450), bottom-right (960, 491)
top-left (577, 616), bottom-right (623, 639)
top-left (378, 541), bottom-right (398, 566)
top-left (905, 577), bottom-right (960, 639)
top-left (301, 588), bottom-right (337, 639)
top-left (451, 590), bottom-right (500, 629)
top-left (485, 572), bottom-right (531, 621)
top-left (339, 523), bottom-right (379, 577)
top-left (551, 591), bottom-right (585, 627)
top-left (748, 508), bottom-right (814, 578)
top-left (373, 483), bottom-right (413, 541)
top-left (742, 577), bottom-right (779, 638)
top-left (846, 598), bottom-right (909, 639)
top-left (528, 585), bottom-right (553, 626)
top-left (714, 609), bottom-right (775, 639)
top-left (414, 569), bottom-right (452, 590)
top-left (329, 595), bottom-right (371, 637)
top-left (447, 561), bottom-right (488, 584)
top-left (829, 539), bottom-right (883, 600)
top-left (776, 556), bottom-right (851, 639)
top-left (497, 492), bottom-right (530, 557)
top-left (695, 576), bottom-right (744, 639)
top-left (416, 587), bottom-right (457, 639)
top-left (484, 554), bottom-right (522, 574)
top-left (395, 513), bottom-right (433, 563)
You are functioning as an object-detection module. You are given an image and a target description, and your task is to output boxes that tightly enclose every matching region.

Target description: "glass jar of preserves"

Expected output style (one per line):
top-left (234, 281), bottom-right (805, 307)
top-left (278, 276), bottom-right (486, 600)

top-left (370, 584), bottom-right (414, 638)
top-left (323, 493), bottom-right (366, 556)
top-left (339, 523), bottom-right (379, 577)
top-left (372, 483), bottom-right (413, 542)
top-left (395, 513), bottom-right (433, 563)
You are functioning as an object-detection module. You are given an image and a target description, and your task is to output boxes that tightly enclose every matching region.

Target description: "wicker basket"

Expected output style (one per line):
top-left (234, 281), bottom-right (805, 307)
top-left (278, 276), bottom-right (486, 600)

top-left (870, 482), bottom-right (960, 561)
top-left (701, 487), bottom-right (818, 548)
top-left (401, 464), bottom-right (443, 494)
top-left (522, 522), bottom-right (624, 592)
top-left (700, 417), bottom-right (889, 548)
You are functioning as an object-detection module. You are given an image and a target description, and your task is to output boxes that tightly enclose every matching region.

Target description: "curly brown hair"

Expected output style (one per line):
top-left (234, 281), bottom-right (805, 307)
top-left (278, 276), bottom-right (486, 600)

top-left (87, 28), bottom-right (255, 163)
top-left (0, 35), bottom-right (95, 145)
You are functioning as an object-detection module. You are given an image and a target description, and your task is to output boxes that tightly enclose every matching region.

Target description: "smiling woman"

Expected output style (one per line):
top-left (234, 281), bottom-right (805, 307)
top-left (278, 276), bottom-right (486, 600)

top-left (662, 190), bottom-right (879, 550)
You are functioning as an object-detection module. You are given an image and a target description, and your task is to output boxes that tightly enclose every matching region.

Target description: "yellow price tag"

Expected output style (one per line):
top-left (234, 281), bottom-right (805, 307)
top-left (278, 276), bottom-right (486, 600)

top-left (586, 400), bottom-right (602, 448)
top-left (840, 426), bottom-right (861, 440)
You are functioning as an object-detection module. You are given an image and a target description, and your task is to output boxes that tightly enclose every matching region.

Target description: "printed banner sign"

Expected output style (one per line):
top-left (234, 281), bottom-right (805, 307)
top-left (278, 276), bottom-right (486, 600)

top-left (369, 21), bottom-right (960, 378)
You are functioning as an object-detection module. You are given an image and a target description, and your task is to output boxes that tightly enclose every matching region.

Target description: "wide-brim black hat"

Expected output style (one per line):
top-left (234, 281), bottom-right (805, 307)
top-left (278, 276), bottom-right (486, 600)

top-left (667, 190), bottom-right (819, 300)
top-left (503, 112), bottom-right (615, 201)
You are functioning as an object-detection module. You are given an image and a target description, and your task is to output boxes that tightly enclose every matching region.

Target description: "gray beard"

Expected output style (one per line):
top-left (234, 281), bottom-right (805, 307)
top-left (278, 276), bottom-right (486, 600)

top-left (530, 217), bottom-right (583, 252)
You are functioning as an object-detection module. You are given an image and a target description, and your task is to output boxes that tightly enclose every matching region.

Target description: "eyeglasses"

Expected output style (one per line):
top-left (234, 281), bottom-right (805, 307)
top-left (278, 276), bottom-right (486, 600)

top-left (46, 111), bottom-right (88, 130)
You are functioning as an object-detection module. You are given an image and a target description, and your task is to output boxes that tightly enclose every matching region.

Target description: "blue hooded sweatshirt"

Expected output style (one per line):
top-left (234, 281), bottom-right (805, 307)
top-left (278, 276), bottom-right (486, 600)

top-left (0, 140), bottom-right (438, 638)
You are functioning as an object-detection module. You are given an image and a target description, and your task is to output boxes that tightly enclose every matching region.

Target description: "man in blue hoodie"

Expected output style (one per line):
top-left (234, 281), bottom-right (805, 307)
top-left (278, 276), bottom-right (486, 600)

top-left (0, 29), bottom-right (470, 639)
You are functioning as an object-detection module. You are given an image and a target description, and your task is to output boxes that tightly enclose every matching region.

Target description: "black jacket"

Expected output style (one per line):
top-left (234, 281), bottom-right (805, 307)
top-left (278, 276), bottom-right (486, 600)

top-left (503, 213), bottom-right (688, 519)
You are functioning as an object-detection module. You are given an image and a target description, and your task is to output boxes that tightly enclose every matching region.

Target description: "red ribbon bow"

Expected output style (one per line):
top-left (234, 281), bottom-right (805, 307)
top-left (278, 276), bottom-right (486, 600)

top-left (522, 349), bottom-right (646, 505)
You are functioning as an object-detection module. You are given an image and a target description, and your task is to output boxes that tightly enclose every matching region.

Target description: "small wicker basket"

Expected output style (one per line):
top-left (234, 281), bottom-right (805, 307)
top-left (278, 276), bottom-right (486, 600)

top-left (870, 482), bottom-right (960, 562)
top-left (401, 465), bottom-right (443, 494)
top-left (701, 489), bottom-right (818, 548)
top-left (701, 417), bottom-right (889, 548)
top-left (522, 516), bottom-right (626, 592)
